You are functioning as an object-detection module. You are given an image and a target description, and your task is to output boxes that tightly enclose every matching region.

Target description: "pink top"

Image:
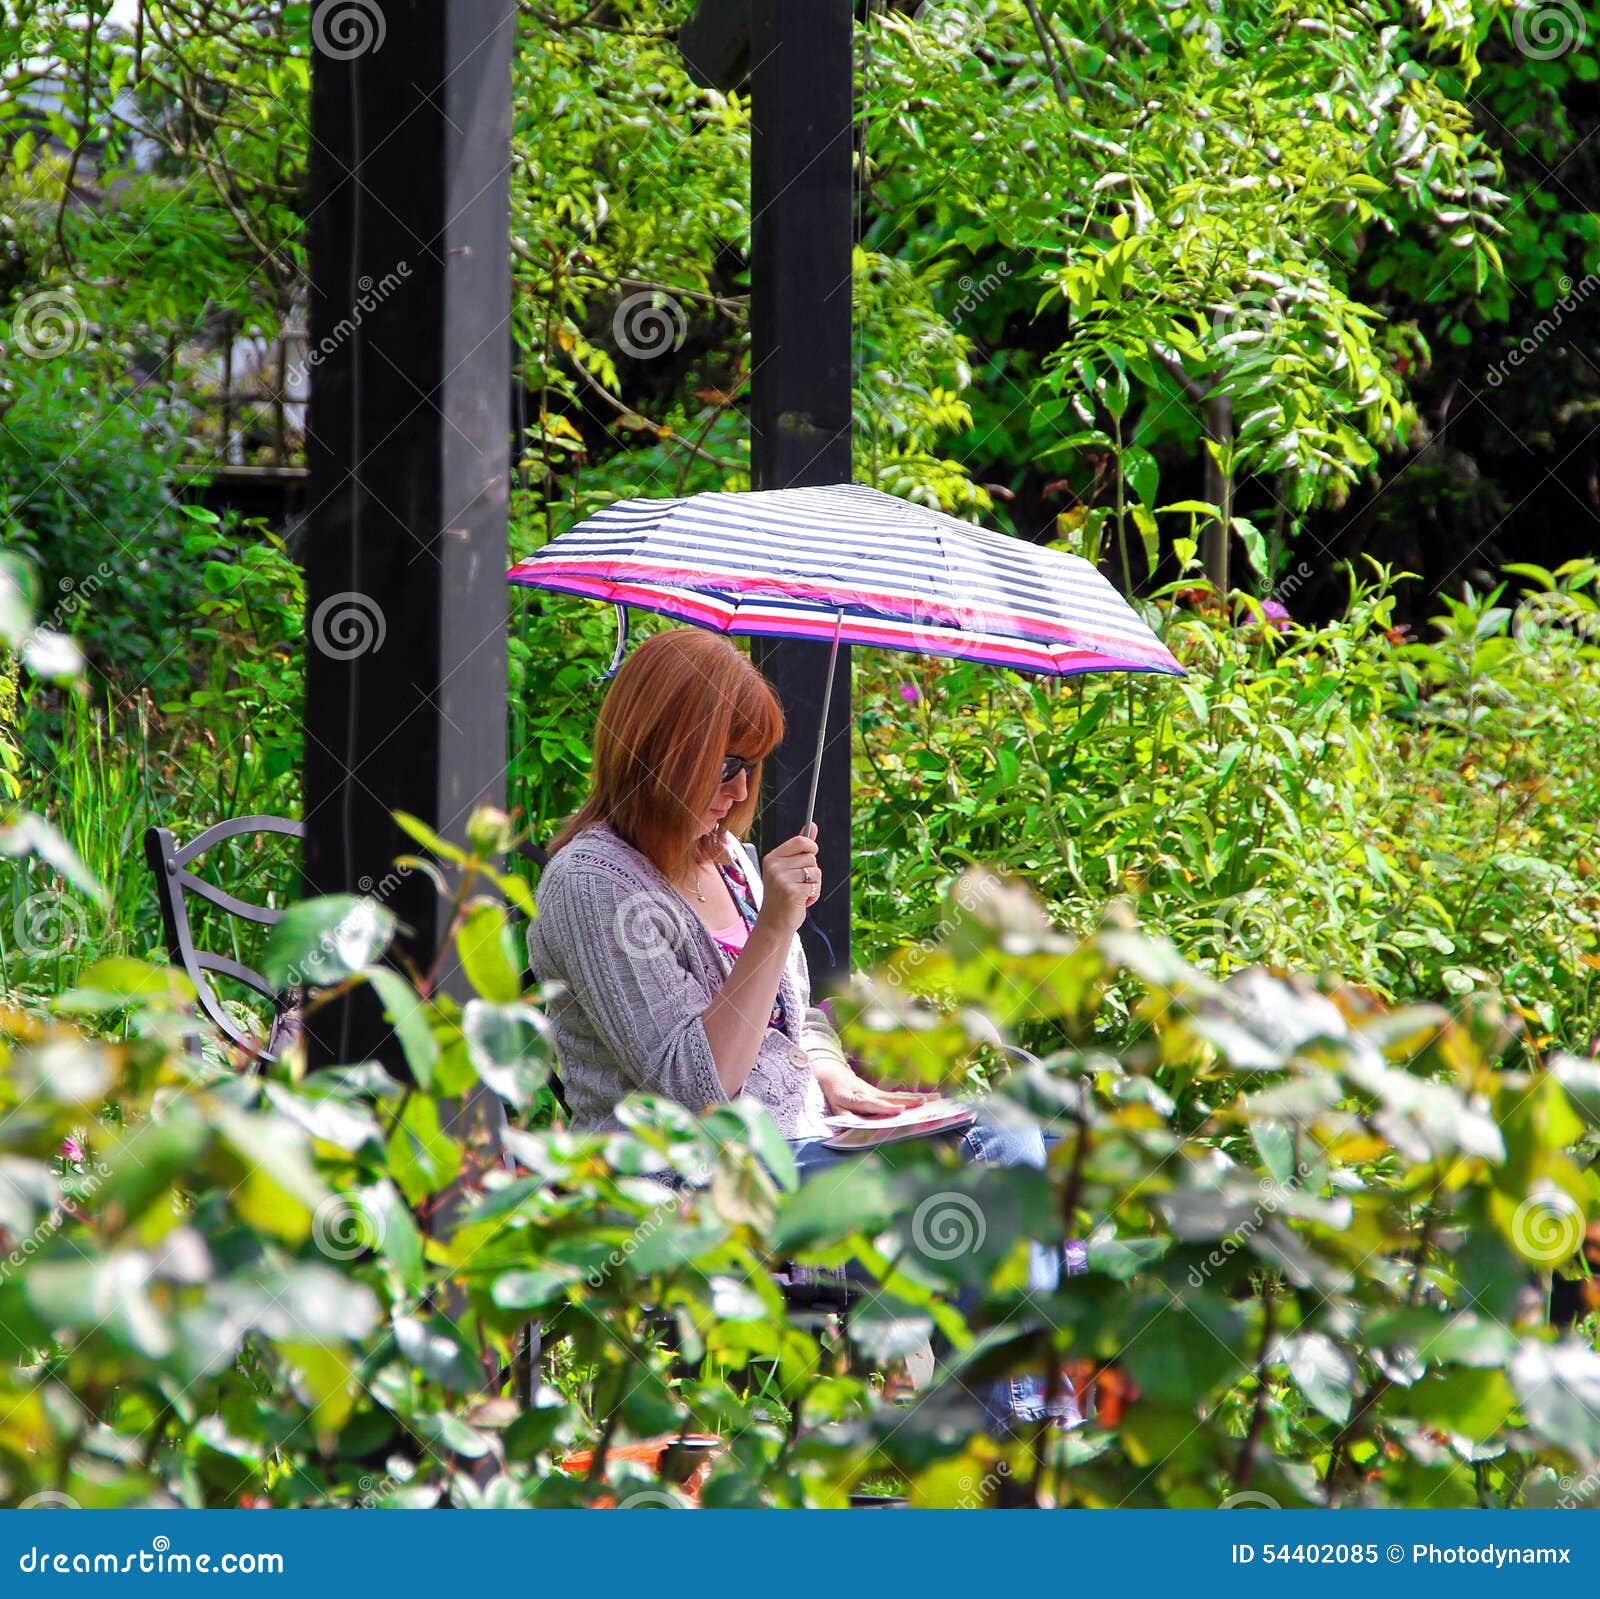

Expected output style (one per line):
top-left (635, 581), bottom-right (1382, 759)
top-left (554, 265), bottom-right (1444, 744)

top-left (707, 850), bottom-right (756, 963)
top-left (705, 847), bottom-right (787, 1033)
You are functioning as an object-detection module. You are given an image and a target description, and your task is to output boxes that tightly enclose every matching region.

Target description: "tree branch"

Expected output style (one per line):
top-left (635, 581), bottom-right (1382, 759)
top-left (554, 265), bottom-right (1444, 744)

top-left (1020, 0), bottom-right (1072, 109)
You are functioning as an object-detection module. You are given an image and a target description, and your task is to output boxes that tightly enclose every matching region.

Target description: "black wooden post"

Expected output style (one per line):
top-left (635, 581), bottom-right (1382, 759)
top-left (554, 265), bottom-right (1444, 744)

top-left (683, 0), bottom-right (856, 986)
top-left (302, 0), bottom-right (515, 1069)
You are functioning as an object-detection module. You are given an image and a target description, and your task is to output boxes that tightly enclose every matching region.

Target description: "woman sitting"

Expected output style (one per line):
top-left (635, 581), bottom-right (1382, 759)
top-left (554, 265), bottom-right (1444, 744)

top-left (526, 627), bottom-right (1078, 1429)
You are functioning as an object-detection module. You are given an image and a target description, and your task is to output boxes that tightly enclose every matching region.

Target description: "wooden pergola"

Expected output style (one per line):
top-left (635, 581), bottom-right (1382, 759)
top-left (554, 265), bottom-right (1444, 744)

top-left (301, 0), bottom-right (856, 1071)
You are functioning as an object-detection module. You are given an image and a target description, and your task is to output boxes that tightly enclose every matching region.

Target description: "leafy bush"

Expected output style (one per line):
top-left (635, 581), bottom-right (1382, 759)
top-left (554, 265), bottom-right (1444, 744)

top-left (854, 559), bottom-right (1600, 1056)
top-left (0, 359), bottom-right (187, 691)
top-left (2, 782), bottom-right (1598, 1508)
top-left (5, 524), bottom-right (303, 1001)
top-left (838, 877), bottom-right (1600, 1507)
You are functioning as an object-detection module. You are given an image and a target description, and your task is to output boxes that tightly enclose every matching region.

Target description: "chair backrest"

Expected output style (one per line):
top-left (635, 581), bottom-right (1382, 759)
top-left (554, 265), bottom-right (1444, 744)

top-left (146, 819), bottom-right (565, 1092)
top-left (144, 815), bottom-right (305, 1061)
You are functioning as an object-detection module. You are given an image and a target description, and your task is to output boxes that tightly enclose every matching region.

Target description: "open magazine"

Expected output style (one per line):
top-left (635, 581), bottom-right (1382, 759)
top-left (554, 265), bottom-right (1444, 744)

top-left (820, 1097), bottom-right (976, 1151)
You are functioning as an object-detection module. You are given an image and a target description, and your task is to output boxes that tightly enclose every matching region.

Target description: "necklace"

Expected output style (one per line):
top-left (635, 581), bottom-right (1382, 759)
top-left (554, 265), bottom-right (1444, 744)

top-left (690, 864), bottom-right (708, 903)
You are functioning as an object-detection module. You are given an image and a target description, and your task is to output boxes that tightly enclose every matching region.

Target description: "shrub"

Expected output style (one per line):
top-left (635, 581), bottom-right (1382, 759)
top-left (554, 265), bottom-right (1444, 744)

top-left (5, 518), bottom-right (304, 1001)
top-left (0, 359), bottom-right (187, 692)
top-left (839, 876), bottom-right (1600, 1509)
top-left (1, 798), bottom-right (1597, 1508)
top-left (854, 560), bottom-right (1600, 1056)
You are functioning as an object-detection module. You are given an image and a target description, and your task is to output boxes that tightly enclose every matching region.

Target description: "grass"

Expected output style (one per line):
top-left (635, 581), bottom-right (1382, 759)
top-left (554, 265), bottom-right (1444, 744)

top-left (6, 684), bottom-right (301, 1016)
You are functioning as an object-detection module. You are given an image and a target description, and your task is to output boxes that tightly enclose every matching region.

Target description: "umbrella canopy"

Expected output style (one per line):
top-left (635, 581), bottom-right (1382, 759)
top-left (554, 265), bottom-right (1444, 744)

top-left (507, 483), bottom-right (1183, 679)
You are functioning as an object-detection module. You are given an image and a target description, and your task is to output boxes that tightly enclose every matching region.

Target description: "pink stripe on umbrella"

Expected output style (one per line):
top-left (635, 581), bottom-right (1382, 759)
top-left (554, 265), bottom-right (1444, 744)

top-left (512, 570), bottom-right (1174, 676)
top-left (510, 554), bottom-right (1177, 669)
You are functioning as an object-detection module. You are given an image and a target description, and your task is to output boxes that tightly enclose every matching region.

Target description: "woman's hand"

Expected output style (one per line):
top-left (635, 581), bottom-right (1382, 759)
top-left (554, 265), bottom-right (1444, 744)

top-left (756, 824), bottom-right (820, 934)
top-left (813, 1056), bottom-right (935, 1119)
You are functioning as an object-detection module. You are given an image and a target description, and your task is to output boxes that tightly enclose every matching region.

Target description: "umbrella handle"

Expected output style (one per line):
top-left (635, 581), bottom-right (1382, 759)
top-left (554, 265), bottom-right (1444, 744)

top-left (802, 608), bottom-right (845, 834)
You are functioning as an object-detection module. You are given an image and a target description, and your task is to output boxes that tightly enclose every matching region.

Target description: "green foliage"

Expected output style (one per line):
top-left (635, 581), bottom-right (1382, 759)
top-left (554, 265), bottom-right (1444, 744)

top-left (7, 0), bottom-right (1594, 611)
top-left (160, 507), bottom-right (305, 789)
top-left (1, 807), bottom-right (1597, 1508)
top-left (1366, 2), bottom-right (1600, 337)
top-left (5, 526), bottom-right (303, 1005)
top-left (0, 359), bottom-right (187, 688)
top-left (839, 885), bottom-right (1600, 1507)
top-left (853, 0), bottom-right (1531, 583)
top-left (3, 0), bottom-right (1598, 1510)
top-left (854, 560), bottom-right (1600, 1054)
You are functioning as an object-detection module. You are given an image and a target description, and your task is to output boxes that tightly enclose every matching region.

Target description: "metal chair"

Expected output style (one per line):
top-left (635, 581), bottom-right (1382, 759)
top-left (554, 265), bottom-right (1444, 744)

top-left (143, 815), bottom-right (305, 1063)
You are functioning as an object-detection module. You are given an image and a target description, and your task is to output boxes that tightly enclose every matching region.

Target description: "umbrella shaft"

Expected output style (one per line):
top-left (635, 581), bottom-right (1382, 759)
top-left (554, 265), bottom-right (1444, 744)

top-left (803, 609), bottom-right (845, 834)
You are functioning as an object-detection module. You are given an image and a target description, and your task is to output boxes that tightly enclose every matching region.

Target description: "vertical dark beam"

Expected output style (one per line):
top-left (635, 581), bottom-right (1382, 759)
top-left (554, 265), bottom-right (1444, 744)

top-left (747, 0), bottom-right (855, 987)
top-left (303, 0), bottom-right (514, 1069)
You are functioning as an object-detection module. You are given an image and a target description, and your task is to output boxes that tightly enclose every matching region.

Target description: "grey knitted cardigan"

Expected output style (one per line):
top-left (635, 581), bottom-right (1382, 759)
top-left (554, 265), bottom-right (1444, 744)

top-left (526, 821), bottom-right (836, 1137)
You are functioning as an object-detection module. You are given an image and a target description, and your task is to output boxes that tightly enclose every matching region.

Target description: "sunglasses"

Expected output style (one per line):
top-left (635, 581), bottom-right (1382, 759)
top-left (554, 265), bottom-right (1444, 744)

top-left (719, 754), bottom-right (759, 785)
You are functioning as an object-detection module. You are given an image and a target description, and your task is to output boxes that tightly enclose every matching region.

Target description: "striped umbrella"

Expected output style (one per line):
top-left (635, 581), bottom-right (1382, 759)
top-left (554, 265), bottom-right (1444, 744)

top-left (507, 483), bottom-right (1184, 822)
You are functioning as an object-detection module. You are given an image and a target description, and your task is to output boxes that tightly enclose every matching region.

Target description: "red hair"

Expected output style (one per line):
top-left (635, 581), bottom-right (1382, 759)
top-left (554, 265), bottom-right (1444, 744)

top-left (549, 629), bottom-right (784, 878)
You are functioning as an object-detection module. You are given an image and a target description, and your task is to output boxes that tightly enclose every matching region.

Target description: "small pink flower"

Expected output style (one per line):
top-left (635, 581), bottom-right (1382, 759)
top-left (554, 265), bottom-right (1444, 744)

top-left (60, 1136), bottom-right (84, 1166)
top-left (899, 683), bottom-right (921, 706)
top-left (1261, 599), bottom-right (1292, 634)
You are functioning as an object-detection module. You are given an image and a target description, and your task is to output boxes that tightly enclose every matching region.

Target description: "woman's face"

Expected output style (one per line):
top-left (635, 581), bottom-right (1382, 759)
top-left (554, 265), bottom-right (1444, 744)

top-left (700, 755), bottom-right (753, 836)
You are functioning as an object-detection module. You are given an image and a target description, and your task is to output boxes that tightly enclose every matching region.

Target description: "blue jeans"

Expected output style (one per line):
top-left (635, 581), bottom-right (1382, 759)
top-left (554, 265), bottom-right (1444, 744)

top-left (788, 1111), bottom-right (1086, 1433)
